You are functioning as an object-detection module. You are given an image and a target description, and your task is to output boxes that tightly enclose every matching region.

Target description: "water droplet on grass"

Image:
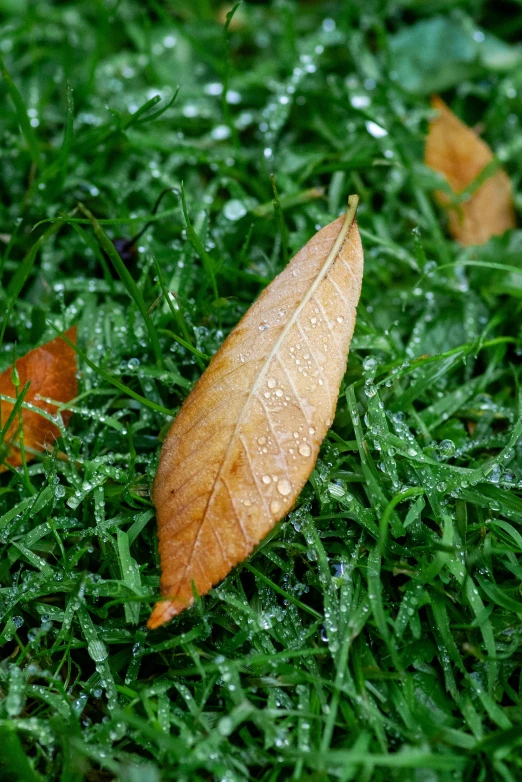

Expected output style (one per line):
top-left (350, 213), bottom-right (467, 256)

top-left (350, 95), bottom-right (370, 109)
top-left (205, 82), bottom-right (223, 96)
top-left (438, 439), bottom-right (455, 459)
top-left (211, 125), bottom-right (231, 140)
top-left (363, 355), bottom-right (378, 373)
top-left (224, 199), bottom-right (247, 221)
top-left (366, 120), bottom-right (388, 138)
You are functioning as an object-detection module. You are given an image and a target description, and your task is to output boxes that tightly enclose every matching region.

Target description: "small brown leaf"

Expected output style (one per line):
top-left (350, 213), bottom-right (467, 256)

top-left (148, 197), bottom-right (364, 629)
top-left (425, 96), bottom-right (516, 246)
top-left (0, 327), bottom-right (78, 470)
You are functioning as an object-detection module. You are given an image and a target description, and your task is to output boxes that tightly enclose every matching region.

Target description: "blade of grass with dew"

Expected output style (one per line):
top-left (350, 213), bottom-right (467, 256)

top-left (77, 203), bottom-right (164, 369)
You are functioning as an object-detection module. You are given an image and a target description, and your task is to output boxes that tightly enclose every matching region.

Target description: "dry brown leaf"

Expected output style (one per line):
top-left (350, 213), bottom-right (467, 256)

top-left (425, 96), bottom-right (515, 246)
top-left (148, 197), bottom-right (364, 629)
top-left (0, 327), bottom-right (78, 470)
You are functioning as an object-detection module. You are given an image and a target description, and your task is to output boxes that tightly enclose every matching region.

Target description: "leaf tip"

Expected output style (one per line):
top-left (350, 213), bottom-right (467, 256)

top-left (147, 597), bottom-right (189, 629)
top-left (430, 95), bottom-right (446, 112)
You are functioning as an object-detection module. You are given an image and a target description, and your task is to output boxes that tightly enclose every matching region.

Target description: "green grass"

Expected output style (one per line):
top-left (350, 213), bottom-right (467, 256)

top-left (1, 1), bottom-right (522, 780)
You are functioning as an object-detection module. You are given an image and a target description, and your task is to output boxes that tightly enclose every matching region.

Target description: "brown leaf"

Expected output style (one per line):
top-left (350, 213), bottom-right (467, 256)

top-left (0, 327), bottom-right (78, 470)
top-left (425, 96), bottom-right (516, 246)
top-left (148, 197), bottom-right (364, 629)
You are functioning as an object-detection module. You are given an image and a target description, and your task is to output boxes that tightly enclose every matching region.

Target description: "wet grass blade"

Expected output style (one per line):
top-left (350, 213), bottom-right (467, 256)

top-left (78, 203), bottom-right (164, 369)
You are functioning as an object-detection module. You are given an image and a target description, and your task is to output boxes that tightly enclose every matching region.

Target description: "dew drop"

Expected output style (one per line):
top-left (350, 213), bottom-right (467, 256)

top-left (270, 500), bottom-right (282, 514)
top-left (365, 120), bottom-right (388, 138)
top-left (267, 377), bottom-right (277, 388)
top-left (277, 479), bottom-right (292, 496)
top-left (438, 439), bottom-right (456, 459)
top-left (211, 124), bottom-right (231, 140)
top-left (262, 475), bottom-right (271, 485)
top-left (336, 316), bottom-right (344, 324)
top-left (350, 95), bottom-right (370, 109)
top-left (363, 355), bottom-right (378, 373)
top-left (258, 436), bottom-right (267, 445)
top-left (298, 443), bottom-right (311, 457)
top-left (224, 199), bottom-right (247, 221)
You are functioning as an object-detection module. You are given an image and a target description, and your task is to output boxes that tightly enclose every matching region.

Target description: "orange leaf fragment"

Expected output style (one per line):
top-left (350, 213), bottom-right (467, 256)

top-left (425, 96), bottom-right (516, 246)
top-left (148, 196), bottom-right (364, 629)
top-left (0, 327), bottom-right (78, 470)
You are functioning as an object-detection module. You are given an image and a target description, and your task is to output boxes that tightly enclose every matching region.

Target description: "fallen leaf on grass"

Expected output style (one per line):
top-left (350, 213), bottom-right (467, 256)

top-left (0, 327), bottom-right (78, 470)
top-left (149, 196), bottom-right (364, 628)
top-left (425, 96), bottom-right (516, 245)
